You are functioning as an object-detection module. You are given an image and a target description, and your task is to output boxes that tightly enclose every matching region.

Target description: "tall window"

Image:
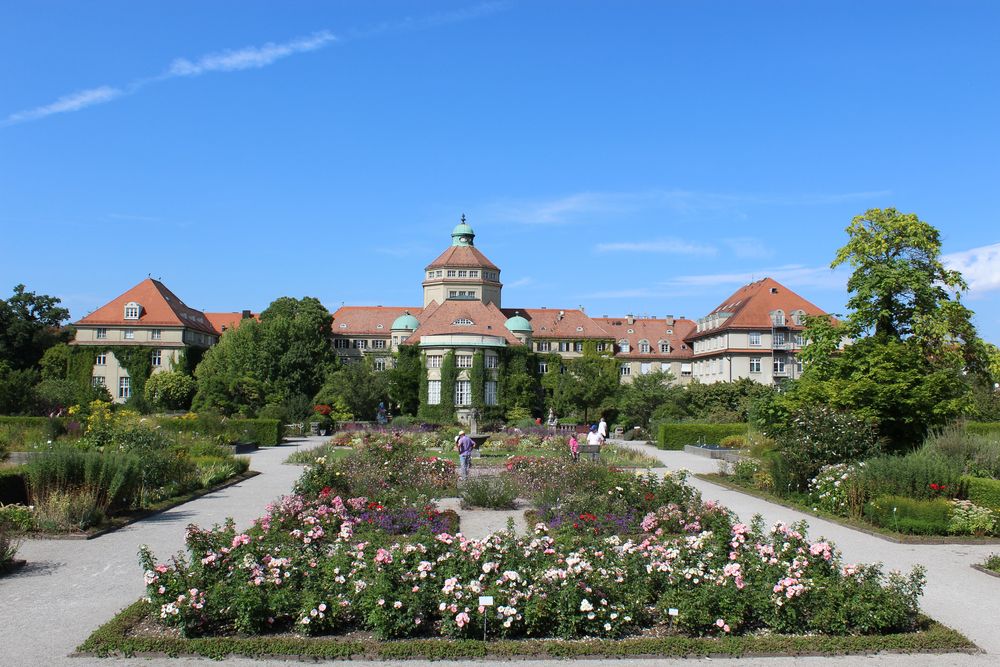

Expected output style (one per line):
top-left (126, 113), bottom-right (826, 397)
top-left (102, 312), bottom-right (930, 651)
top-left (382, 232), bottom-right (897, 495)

top-left (659, 341), bottom-right (669, 353)
top-left (793, 333), bottom-right (804, 346)
top-left (427, 380), bottom-right (441, 405)
top-left (118, 377), bottom-right (131, 399)
top-left (485, 381), bottom-right (497, 406)
top-left (456, 355), bottom-right (473, 368)
top-left (124, 329), bottom-right (135, 340)
top-left (639, 340), bottom-right (650, 353)
top-left (96, 328), bottom-right (108, 340)
top-left (151, 329), bottom-right (162, 340)
top-left (749, 331), bottom-right (761, 346)
top-left (596, 342), bottom-right (607, 352)
top-left (485, 355), bottom-right (498, 369)
top-left (750, 357), bottom-right (761, 373)
top-left (620, 364), bottom-right (631, 376)
top-left (640, 362), bottom-right (652, 374)
top-left (773, 356), bottom-right (786, 374)
top-left (536, 341), bottom-right (550, 352)
top-left (454, 380), bottom-right (471, 406)
top-left (771, 310), bottom-right (785, 326)
top-left (538, 361), bottom-right (548, 374)
top-left (558, 341), bottom-right (570, 352)
top-left (374, 357), bottom-right (387, 372)
top-left (96, 354), bottom-right (107, 365)
top-left (773, 331), bottom-right (786, 346)
top-left (574, 342), bottom-right (584, 352)
top-left (151, 350), bottom-right (162, 366)
top-left (428, 356), bottom-right (442, 368)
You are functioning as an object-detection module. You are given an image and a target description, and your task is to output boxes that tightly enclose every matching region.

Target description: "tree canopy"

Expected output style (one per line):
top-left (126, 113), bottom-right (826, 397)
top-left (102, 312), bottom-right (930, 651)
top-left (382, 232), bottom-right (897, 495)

top-left (0, 284), bottom-right (71, 369)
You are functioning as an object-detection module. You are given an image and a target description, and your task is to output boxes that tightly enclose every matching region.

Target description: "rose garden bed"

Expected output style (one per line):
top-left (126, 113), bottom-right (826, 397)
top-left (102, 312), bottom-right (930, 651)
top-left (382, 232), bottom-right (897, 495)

top-left (78, 431), bottom-right (979, 658)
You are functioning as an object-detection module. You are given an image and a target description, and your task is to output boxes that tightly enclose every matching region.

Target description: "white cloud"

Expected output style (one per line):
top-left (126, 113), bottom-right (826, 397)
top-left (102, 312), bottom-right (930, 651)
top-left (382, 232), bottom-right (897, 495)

top-left (505, 277), bottom-right (534, 288)
top-left (4, 86), bottom-right (122, 125)
top-left (596, 238), bottom-right (717, 256)
top-left (167, 31), bottom-right (336, 77)
top-left (945, 242), bottom-right (1000, 294)
top-left (723, 237), bottom-right (774, 259)
top-left (662, 264), bottom-right (848, 291)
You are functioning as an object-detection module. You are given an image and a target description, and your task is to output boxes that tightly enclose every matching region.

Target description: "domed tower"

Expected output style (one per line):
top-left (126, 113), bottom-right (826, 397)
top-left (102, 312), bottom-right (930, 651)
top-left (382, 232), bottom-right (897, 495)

top-left (390, 311), bottom-right (419, 350)
top-left (504, 312), bottom-right (533, 346)
top-left (422, 215), bottom-right (503, 307)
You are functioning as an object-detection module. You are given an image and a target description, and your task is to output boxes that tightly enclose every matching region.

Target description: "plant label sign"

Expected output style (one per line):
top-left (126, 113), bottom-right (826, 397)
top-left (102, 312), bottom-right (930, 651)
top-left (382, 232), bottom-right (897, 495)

top-left (479, 596), bottom-right (494, 606)
top-left (668, 608), bottom-right (679, 617)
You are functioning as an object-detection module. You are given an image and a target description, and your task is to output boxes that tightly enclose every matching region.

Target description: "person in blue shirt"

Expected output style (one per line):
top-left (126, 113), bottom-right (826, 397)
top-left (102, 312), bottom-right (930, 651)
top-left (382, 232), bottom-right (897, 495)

top-left (457, 430), bottom-right (475, 480)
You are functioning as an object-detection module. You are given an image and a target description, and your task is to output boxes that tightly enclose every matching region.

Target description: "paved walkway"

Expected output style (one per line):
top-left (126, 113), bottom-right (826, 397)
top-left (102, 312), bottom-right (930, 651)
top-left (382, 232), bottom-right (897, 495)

top-left (0, 436), bottom-right (997, 666)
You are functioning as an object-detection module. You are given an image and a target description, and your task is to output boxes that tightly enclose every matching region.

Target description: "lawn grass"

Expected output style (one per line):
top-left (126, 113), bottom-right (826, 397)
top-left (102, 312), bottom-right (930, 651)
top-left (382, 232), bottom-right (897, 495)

top-left (698, 473), bottom-right (1000, 546)
top-left (77, 600), bottom-right (978, 661)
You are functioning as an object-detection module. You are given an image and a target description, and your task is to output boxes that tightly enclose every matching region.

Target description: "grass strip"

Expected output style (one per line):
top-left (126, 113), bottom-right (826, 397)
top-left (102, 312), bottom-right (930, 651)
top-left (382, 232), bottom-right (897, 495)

top-left (77, 600), bottom-right (978, 661)
top-left (697, 473), bottom-right (1000, 546)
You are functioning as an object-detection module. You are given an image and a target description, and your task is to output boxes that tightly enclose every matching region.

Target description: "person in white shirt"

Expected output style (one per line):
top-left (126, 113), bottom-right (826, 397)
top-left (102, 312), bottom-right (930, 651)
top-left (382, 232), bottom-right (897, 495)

top-left (598, 417), bottom-right (608, 441)
top-left (587, 425), bottom-right (604, 446)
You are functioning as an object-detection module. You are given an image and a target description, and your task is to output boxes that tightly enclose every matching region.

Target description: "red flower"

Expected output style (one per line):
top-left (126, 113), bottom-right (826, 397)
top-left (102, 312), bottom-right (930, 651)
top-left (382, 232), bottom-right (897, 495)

top-left (644, 492), bottom-right (656, 502)
top-left (319, 486), bottom-right (332, 498)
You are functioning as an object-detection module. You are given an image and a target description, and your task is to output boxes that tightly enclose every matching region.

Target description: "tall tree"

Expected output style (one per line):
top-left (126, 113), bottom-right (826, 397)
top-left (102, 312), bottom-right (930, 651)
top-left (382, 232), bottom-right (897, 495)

top-left (616, 370), bottom-right (675, 428)
top-left (0, 284), bottom-right (71, 369)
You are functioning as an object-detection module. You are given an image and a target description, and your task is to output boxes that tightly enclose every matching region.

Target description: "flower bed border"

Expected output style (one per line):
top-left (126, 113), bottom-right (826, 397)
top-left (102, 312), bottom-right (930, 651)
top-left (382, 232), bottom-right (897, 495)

top-left (77, 600), bottom-right (978, 661)
top-left (698, 473), bottom-right (1000, 546)
top-left (971, 564), bottom-right (1000, 579)
top-left (27, 470), bottom-right (260, 541)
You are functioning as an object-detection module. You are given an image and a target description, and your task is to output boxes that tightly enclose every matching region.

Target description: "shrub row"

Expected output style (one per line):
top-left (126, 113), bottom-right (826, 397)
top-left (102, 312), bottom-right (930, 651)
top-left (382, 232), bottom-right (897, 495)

top-left (656, 423), bottom-right (746, 450)
top-left (863, 496), bottom-right (952, 535)
top-left (78, 601), bottom-right (976, 660)
top-left (965, 422), bottom-right (1000, 439)
top-left (156, 418), bottom-right (281, 446)
top-left (965, 476), bottom-right (1000, 513)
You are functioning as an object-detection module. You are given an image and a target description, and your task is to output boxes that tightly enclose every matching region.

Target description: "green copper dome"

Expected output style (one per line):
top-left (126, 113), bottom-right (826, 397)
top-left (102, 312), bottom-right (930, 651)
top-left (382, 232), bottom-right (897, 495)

top-left (505, 314), bottom-right (533, 333)
top-left (451, 214), bottom-right (475, 246)
top-left (391, 312), bottom-right (420, 331)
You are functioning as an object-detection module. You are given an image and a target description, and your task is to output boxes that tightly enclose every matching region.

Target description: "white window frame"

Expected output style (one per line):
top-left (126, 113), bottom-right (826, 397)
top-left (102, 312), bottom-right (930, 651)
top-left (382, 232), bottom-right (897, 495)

top-left (574, 341), bottom-right (584, 352)
top-left (374, 357), bottom-right (387, 372)
top-left (447, 270), bottom-right (456, 277)
top-left (640, 362), bottom-right (652, 375)
top-left (151, 329), bottom-right (162, 340)
top-left (536, 341), bottom-right (550, 352)
top-left (92, 376), bottom-right (105, 387)
top-left (659, 341), bottom-right (670, 353)
top-left (620, 364), bottom-right (631, 377)
top-left (96, 328), bottom-right (108, 340)
top-left (118, 376), bottom-right (131, 399)
top-left (485, 380), bottom-right (497, 406)
top-left (457, 270), bottom-right (468, 278)
top-left (619, 339), bottom-right (630, 353)
top-left (124, 302), bottom-right (140, 320)
top-left (558, 341), bottom-right (570, 352)
top-left (639, 340), bottom-right (650, 353)
top-left (428, 356), bottom-right (442, 369)
top-left (334, 338), bottom-right (350, 349)
top-left (124, 329), bottom-right (135, 340)
top-left (95, 354), bottom-right (107, 365)
top-left (485, 355), bottom-right (498, 369)
top-left (750, 357), bottom-right (761, 373)
top-left (427, 380), bottom-right (441, 405)
top-left (773, 356), bottom-right (786, 374)
top-left (456, 355), bottom-right (473, 369)
top-left (538, 361), bottom-right (548, 374)
top-left (749, 331), bottom-right (762, 347)
top-left (353, 339), bottom-right (368, 349)
top-left (372, 339), bottom-right (386, 349)
top-left (151, 350), bottom-right (162, 367)
top-left (454, 380), bottom-right (471, 406)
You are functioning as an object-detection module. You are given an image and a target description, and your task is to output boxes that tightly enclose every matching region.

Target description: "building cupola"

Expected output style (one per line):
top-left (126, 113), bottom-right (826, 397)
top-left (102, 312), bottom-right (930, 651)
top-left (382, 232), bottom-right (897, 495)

top-left (451, 214), bottom-right (475, 246)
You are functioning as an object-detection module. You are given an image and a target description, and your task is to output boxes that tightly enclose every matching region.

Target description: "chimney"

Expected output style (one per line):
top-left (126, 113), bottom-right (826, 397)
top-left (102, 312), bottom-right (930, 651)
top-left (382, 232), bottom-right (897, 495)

top-left (241, 310), bottom-right (252, 319)
top-left (627, 314), bottom-right (635, 325)
top-left (665, 315), bottom-right (675, 326)
top-left (558, 310), bottom-right (565, 320)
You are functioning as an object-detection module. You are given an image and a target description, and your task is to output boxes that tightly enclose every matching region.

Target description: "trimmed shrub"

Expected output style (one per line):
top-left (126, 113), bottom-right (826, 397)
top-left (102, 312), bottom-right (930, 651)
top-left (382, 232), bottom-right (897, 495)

top-left (859, 452), bottom-right (964, 501)
top-left (863, 495), bottom-right (951, 535)
top-left (228, 419), bottom-right (281, 446)
top-left (0, 467), bottom-right (28, 505)
top-left (964, 476), bottom-right (1000, 513)
top-left (460, 475), bottom-right (518, 509)
top-left (965, 422), bottom-right (1000, 438)
top-left (656, 423), bottom-right (746, 450)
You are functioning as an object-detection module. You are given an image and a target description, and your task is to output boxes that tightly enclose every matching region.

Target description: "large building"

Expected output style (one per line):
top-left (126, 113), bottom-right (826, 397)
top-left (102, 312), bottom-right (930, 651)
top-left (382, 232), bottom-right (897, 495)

top-left (72, 218), bottom-right (832, 410)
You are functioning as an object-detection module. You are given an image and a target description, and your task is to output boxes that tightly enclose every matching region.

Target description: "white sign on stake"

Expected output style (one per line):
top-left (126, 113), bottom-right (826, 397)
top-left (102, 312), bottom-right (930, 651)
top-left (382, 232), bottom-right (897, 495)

top-left (668, 608), bottom-right (679, 617)
top-left (479, 596), bottom-right (495, 606)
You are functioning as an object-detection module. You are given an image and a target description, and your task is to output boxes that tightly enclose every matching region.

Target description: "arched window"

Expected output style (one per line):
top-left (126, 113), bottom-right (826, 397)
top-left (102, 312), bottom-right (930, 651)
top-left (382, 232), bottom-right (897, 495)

top-left (639, 339), bottom-right (650, 353)
top-left (124, 301), bottom-right (141, 320)
top-left (618, 339), bottom-right (630, 353)
top-left (452, 318), bottom-right (474, 326)
top-left (659, 340), bottom-right (670, 354)
top-left (771, 309), bottom-right (785, 326)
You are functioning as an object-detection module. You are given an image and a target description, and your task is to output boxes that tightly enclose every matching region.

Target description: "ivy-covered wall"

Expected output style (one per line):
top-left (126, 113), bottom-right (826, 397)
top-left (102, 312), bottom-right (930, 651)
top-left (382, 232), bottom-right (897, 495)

top-left (418, 350), bottom-right (457, 423)
top-left (67, 345), bottom-right (200, 409)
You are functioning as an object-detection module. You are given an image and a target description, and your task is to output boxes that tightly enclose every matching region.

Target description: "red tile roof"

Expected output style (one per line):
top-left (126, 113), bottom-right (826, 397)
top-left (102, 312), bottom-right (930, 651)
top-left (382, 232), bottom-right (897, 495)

top-left (687, 277), bottom-right (831, 340)
top-left (204, 312), bottom-right (258, 334)
top-left (330, 306), bottom-right (420, 336)
top-left (75, 278), bottom-right (218, 335)
top-left (404, 300), bottom-right (521, 345)
top-left (595, 317), bottom-right (696, 359)
top-left (425, 245), bottom-right (500, 271)
top-left (507, 308), bottom-right (612, 339)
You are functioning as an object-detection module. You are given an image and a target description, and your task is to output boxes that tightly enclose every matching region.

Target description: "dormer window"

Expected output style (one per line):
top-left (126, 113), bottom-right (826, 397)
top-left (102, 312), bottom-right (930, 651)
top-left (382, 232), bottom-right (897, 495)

top-left (619, 339), bottom-right (630, 353)
top-left (639, 339), bottom-right (651, 353)
top-left (452, 318), bottom-right (474, 326)
top-left (124, 301), bottom-right (141, 320)
top-left (659, 341), bottom-right (670, 353)
top-left (792, 310), bottom-right (806, 326)
top-left (771, 310), bottom-right (786, 326)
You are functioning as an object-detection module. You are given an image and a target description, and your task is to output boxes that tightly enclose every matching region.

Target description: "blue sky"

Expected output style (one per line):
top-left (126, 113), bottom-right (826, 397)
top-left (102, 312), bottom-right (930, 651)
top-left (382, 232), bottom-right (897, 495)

top-left (2, 1), bottom-right (998, 342)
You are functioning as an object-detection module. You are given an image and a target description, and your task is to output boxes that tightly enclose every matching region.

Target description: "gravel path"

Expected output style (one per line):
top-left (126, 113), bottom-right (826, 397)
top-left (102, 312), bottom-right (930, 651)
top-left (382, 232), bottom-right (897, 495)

top-left (1, 435), bottom-right (997, 666)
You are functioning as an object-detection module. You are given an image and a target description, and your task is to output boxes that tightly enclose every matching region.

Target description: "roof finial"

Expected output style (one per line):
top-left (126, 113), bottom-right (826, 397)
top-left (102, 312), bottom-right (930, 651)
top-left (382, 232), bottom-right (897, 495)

top-left (460, 213), bottom-right (466, 224)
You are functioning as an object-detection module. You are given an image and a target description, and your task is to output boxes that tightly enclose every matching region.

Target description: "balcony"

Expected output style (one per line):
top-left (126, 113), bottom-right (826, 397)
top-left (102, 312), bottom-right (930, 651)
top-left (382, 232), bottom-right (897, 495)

top-left (771, 341), bottom-right (790, 350)
top-left (772, 368), bottom-right (789, 377)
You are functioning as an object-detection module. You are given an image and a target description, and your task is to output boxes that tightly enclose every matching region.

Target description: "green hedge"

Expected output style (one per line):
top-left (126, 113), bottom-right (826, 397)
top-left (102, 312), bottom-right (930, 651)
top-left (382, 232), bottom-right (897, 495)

top-left (863, 495), bottom-right (951, 535)
top-left (656, 423), bottom-right (747, 450)
top-left (964, 476), bottom-right (1000, 512)
top-left (78, 601), bottom-right (975, 661)
top-left (0, 467), bottom-right (27, 505)
top-left (965, 422), bottom-right (1000, 438)
top-left (227, 419), bottom-right (281, 446)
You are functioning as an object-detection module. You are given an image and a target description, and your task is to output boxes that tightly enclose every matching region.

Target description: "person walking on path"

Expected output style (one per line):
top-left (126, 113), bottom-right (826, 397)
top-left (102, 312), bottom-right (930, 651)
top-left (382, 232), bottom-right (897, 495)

top-left (598, 416), bottom-right (608, 441)
top-left (457, 430), bottom-right (475, 480)
top-left (568, 432), bottom-right (580, 462)
top-left (586, 424), bottom-right (604, 461)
